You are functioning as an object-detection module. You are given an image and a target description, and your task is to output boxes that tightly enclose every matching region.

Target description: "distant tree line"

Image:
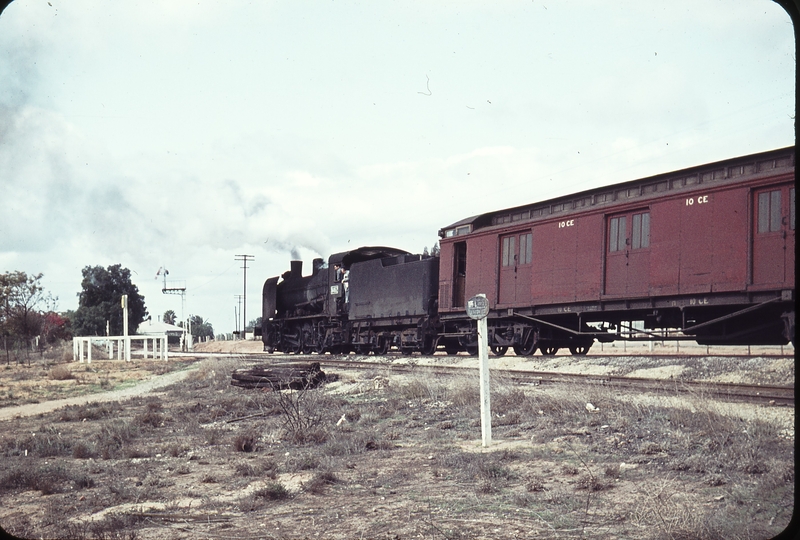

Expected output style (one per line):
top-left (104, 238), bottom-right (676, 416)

top-left (185, 314), bottom-right (214, 341)
top-left (1, 264), bottom-right (225, 360)
top-left (161, 310), bottom-right (215, 341)
top-left (422, 242), bottom-right (440, 257)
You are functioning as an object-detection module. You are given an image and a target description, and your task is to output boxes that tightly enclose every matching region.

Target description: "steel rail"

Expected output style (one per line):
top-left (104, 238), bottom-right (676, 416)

top-left (277, 357), bottom-right (795, 407)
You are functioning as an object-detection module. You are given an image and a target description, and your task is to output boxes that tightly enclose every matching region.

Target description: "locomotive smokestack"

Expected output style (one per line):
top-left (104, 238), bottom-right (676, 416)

top-left (290, 260), bottom-right (302, 277)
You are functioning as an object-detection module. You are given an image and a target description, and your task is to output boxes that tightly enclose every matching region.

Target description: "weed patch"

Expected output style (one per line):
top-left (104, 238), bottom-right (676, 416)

top-left (233, 429), bottom-right (259, 452)
top-left (48, 365), bottom-right (75, 380)
top-left (0, 462), bottom-right (90, 495)
top-left (305, 470), bottom-right (339, 494)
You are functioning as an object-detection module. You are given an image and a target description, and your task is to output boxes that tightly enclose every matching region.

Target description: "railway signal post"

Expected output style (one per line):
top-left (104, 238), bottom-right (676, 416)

top-left (467, 294), bottom-right (491, 447)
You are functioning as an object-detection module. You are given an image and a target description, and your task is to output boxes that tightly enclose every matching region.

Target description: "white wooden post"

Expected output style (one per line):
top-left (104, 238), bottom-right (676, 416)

top-left (478, 314), bottom-right (491, 447)
top-left (467, 294), bottom-right (492, 447)
top-left (87, 338), bottom-right (92, 363)
top-left (122, 295), bottom-right (130, 362)
top-left (163, 336), bottom-right (168, 361)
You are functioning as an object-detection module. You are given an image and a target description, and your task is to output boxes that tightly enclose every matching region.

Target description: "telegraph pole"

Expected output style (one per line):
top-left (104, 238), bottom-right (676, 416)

top-left (235, 255), bottom-right (254, 339)
top-left (234, 295), bottom-right (243, 338)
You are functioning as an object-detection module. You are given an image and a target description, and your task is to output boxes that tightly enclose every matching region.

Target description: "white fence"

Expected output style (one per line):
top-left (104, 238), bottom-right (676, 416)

top-left (73, 335), bottom-right (168, 363)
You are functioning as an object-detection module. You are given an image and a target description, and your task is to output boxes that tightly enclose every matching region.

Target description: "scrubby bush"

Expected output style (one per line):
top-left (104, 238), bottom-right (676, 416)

top-left (0, 462), bottom-right (91, 495)
top-left (233, 430), bottom-right (259, 452)
top-left (253, 482), bottom-right (289, 500)
top-left (48, 365), bottom-right (75, 381)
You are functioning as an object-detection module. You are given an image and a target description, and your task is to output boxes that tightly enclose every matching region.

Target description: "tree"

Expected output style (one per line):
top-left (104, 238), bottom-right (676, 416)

top-left (188, 315), bottom-right (214, 341)
top-left (246, 317), bottom-right (262, 332)
top-left (72, 265), bottom-right (147, 336)
top-left (0, 271), bottom-right (59, 361)
top-left (163, 310), bottom-right (176, 325)
top-left (40, 311), bottom-right (71, 344)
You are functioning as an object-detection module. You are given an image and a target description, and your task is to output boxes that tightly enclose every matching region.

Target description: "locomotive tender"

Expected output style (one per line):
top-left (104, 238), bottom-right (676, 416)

top-left (262, 146), bottom-right (795, 355)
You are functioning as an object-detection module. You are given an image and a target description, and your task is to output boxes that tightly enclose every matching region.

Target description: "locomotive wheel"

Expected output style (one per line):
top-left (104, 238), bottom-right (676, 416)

top-left (541, 346), bottom-right (559, 356)
top-left (466, 342), bottom-right (478, 356)
top-left (302, 328), bottom-right (313, 354)
top-left (375, 338), bottom-right (390, 355)
top-left (513, 339), bottom-right (537, 356)
top-left (421, 336), bottom-right (437, 356)
top-left (290, 340), bottom-right (302, 354)
top-left (444, 343), bottom-right (460, 355)
top-left (569, 345), bottom-right (590, 356)
top-left (490, 346), bottom-right (508, 357)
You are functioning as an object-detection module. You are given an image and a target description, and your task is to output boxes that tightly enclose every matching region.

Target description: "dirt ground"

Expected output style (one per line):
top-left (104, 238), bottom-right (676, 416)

top-left (0, 340), bottom-right (795, 539)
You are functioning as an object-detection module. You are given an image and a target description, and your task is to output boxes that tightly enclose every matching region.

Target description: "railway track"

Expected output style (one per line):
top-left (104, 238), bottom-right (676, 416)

top-left (205, 351), bottom-right (794, 407)
top-left (310, 358), bottom-right (794, 407)
top-left (187, 350), bottom-right (794, 406)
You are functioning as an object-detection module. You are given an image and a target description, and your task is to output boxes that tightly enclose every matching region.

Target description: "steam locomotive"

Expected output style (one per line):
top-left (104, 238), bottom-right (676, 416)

top-left (261, 247), bottom-right (440, 355)
top-left (261, 146), bottom-right (795, 355)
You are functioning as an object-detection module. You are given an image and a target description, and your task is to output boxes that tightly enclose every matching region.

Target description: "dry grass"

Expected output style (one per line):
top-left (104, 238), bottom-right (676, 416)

top-left (0, 357), bottom-right (793, 539)
top-left (48, 365), bottom-right (75, 380)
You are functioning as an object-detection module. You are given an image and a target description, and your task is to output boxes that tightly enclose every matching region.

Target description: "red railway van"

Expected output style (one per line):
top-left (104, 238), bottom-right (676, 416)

top-left (437, 146), bottom-right (795, 350)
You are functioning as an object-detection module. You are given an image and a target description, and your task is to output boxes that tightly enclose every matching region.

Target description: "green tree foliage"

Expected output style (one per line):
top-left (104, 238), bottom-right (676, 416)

top-left (188, 315), bottom-right (214, 341)
top-left (163, 310), bottom-right (176, 325)
top-left (422, 243), bottom-right (440, 257)
top-left (72, 265), bottom-right (147, 336)
top-left (246, 317), bottom-right (263, 332)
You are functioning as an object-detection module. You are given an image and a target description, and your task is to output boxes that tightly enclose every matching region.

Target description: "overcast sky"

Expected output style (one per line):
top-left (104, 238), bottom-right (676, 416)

top-left (0, 0), bottom-right (794, 334)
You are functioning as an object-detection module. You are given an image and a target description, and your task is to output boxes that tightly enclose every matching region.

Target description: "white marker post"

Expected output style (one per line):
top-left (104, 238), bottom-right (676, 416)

top-left (122, 294), bottom-right (130, 362)
top-left (467, 294), bottom-right (491, 447)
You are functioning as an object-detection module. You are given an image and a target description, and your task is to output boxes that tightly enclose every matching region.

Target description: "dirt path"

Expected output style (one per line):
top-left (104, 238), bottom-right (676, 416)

top-left (0, 366), bottom-right (198, 422)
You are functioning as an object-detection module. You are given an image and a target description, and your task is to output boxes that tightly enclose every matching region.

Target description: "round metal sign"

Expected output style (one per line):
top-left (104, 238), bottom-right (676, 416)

top-left (466, 294), bottom-right (489, 320)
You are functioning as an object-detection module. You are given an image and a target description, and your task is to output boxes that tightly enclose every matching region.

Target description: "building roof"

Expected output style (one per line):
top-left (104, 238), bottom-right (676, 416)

top-left (138, 320), bottom-right (185, 336)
